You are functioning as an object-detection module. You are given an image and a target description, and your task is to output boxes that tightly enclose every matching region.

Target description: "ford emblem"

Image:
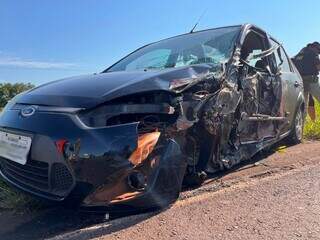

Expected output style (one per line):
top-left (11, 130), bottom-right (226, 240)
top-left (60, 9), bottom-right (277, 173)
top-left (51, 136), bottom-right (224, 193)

top-left (21, 106), bottom-right (37, 117)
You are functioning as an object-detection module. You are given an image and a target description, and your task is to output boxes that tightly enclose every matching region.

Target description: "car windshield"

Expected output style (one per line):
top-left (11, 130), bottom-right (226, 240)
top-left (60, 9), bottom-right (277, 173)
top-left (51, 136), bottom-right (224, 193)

top-left (106, 26), bottom-right (241, 72)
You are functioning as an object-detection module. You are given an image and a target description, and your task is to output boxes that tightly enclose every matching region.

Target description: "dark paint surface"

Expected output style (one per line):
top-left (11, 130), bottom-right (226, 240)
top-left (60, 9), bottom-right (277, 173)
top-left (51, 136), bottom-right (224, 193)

top-left (0, 110), bottom-right (138, 199)
top-left (17, 65), bottom-right (213, 108)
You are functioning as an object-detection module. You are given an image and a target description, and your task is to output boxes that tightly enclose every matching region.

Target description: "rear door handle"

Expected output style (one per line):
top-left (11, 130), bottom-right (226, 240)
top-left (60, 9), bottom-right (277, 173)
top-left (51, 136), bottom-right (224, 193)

top-left (294, 81), bottom-right (300, 87)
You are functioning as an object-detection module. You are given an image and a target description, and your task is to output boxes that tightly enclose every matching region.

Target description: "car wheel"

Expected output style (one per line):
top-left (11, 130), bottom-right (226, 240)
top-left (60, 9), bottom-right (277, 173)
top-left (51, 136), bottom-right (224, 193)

top-left (289, 106), bottom-right (304, 144)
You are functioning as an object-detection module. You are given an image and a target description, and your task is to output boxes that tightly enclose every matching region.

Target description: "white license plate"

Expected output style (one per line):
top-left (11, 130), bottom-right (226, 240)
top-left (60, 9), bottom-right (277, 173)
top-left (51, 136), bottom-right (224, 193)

top-left (0, 131), bottom-right (32, 165)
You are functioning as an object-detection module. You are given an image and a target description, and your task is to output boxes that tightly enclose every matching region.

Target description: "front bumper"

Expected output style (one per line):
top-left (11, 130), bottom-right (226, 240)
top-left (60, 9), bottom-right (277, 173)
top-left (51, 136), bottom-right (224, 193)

top-left (0, 109), bottom-right (186, 209)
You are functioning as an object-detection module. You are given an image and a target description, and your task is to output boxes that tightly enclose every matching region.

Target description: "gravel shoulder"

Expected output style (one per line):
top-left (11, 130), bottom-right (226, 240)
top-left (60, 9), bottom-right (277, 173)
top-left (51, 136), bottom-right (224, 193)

top-left (1, 141), bottom-right (320, 240)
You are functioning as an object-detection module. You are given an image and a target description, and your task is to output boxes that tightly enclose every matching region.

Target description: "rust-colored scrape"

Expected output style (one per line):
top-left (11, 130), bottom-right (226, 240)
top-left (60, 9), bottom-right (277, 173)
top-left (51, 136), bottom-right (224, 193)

top-left (129, 132), bottom-right (160, 165)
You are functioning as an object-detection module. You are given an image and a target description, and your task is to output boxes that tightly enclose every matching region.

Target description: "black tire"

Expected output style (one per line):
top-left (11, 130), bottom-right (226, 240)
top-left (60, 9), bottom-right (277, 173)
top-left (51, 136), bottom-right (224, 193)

top-left (288, 106), bottom-right (304, 144)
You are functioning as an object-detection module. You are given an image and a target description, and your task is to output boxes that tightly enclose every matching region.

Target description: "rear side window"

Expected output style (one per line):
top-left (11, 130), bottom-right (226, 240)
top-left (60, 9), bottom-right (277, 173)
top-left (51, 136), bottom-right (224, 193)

top-left (270, 39), bottom-right (292, 73)
top-left (279, 47), bottom-right (291, 72)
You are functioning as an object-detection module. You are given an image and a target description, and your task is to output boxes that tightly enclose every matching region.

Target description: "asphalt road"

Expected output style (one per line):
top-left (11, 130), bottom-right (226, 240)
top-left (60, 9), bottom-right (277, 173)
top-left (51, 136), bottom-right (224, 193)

top-left (1, 141), bottom-right (320, 240)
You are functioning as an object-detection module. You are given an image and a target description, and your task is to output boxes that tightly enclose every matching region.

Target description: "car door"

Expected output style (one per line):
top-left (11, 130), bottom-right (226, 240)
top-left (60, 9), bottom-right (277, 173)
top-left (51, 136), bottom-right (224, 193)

top-left (237, 29), bottom-right (280, 143)
top-left (269, 38), bottom-right (302, 132)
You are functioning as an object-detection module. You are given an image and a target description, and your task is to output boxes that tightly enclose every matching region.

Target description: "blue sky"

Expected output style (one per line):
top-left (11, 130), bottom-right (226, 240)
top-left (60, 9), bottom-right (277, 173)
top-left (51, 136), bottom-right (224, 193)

top-left (0, 0), bottom-right (319, 85)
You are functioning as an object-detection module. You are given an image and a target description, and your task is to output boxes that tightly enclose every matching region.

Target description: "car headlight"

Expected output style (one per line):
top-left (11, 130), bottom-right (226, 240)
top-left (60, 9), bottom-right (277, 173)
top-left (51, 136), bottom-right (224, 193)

top-left (78, 92), bottom-right (177, 129)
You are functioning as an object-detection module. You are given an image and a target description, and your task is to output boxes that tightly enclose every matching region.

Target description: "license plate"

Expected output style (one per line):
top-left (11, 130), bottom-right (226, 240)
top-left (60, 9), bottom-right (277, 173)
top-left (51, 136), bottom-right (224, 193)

top-left (0, 131), bottom-right (32, 165)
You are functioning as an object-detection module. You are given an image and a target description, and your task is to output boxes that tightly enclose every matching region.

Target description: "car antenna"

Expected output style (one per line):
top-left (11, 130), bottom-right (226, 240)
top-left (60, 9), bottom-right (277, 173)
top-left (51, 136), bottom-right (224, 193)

top-left (189, 9), bottom-right (207, 33)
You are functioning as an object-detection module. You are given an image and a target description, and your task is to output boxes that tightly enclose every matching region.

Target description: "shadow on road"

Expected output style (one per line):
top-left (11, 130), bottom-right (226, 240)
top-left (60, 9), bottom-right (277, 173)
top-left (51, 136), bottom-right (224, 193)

top-left (0, 205), bottom-right (160, 240)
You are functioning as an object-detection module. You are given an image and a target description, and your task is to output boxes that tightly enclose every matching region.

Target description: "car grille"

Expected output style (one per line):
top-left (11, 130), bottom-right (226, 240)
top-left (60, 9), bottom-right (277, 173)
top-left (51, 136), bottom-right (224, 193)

top-left (0, 158), bottom-right (74, 199)
top-left (0, 157), bottom-right (49, 191)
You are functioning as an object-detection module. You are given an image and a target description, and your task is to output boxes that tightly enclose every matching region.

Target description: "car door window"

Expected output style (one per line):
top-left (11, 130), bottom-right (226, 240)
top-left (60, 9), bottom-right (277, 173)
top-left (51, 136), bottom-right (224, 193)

top-left (247, 49), bottom-right (264, 67)
top-left (279, 47), bottom-right (292, 72)
top-left (240, 30), bottom-right (271, 72)
top-left (270, 39), bottom-right (292, 73)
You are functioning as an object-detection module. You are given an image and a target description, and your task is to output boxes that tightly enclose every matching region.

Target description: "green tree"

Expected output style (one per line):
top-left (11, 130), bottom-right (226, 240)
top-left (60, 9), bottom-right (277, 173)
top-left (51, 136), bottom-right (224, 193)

top-left (0, 83), bottom-right (35, 108)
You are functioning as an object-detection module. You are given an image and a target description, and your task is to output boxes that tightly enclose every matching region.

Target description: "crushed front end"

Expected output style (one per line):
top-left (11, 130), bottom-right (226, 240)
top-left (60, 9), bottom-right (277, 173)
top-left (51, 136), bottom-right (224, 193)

top-left (0, 64), bottom-right (230, 210)
top-left (0, 102), bottom-right (188, 210)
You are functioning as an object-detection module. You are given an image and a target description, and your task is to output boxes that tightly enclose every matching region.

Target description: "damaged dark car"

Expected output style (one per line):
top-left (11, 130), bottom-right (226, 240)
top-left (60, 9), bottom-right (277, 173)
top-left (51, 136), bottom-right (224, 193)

top-left (0, 24), bottom-right (305, 211)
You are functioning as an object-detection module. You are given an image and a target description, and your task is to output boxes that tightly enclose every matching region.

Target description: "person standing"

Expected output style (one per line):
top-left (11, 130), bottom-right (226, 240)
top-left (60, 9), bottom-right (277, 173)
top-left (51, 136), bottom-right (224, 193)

top-left (293, 42), bottom-right (320, 121)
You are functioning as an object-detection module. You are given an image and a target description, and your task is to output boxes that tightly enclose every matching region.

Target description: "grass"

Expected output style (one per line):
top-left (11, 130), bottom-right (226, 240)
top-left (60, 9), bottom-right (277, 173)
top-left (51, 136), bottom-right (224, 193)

top-left (304, 101), bottom-right (320, 140)
top-left (0, 179), bottom-right (41, 211)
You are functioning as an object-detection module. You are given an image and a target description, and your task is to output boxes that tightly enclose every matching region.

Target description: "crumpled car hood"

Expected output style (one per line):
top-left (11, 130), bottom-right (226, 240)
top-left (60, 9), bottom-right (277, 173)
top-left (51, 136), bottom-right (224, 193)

top-left (16, 64), bottom-right (214, 108)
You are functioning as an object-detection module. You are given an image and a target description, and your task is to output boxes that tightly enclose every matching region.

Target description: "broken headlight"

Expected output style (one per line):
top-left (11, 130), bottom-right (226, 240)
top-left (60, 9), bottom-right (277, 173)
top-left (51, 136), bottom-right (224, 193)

top-left (78, 92), bottom-right (178, 130)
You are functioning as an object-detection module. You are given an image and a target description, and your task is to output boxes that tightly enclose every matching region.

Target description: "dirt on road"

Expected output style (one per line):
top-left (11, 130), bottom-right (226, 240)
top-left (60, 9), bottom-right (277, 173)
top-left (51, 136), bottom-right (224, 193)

top-left (1, 141), bottom-right (320, 240)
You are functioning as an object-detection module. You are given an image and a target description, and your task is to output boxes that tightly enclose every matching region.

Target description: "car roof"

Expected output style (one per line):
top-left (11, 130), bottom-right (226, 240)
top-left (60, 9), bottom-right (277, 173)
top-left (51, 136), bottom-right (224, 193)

top-left (140, 23), bottom-right (275, 48)
top-left (149, 24), bottom-right (244, 44)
